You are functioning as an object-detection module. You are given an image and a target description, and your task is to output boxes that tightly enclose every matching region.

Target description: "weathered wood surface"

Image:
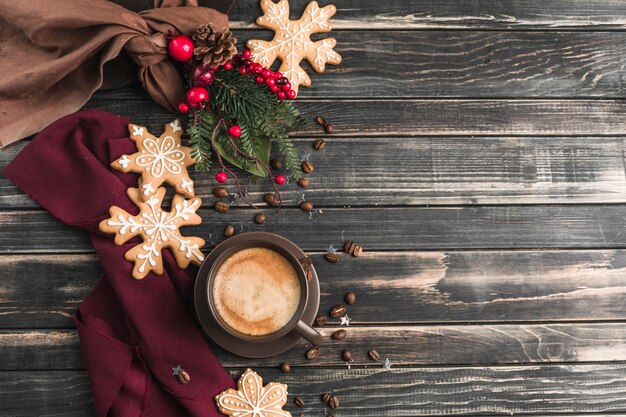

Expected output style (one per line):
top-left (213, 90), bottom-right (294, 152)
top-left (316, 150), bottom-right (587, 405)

top-left (4, 136), bottom-right (626, 208)
top-left (3, 251), bottom-right (626, 328)
top-left (4, 323), bottom-right (626, 371)
top-left (3, 205), bottom-right (626, 253)
top-left (5, 365), bottom-right (626, 417)
top-left (230, 0), bottom-right (626, 30)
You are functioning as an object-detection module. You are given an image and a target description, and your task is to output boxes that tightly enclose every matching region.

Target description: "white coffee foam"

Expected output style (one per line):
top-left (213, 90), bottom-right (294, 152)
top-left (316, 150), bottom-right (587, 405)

top-left (213, 247), bottom-right (301, 336)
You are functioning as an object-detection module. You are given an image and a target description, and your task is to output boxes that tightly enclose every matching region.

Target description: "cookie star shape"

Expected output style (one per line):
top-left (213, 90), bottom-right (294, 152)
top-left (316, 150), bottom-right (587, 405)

top-left (99, 187), bottom-right (205, 280)
top-left (112, 120), bottom-right (196, 201)
top-left (246, 0), bottom-right (342, 93)
top-left (215, 368), bottom-right (292, 417)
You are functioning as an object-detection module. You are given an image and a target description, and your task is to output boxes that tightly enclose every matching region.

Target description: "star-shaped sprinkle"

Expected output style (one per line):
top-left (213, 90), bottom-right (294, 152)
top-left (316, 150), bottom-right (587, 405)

top-left (326, 244), bottom-right (337, 254)
top-left (340, 314), bottom-right (351, 326)
top-left (383, 358), bottom-right (392, 370)
top-left (308, 209), bottom-right (324, 222)
top-left (172, 365), bottom-right (182, 376)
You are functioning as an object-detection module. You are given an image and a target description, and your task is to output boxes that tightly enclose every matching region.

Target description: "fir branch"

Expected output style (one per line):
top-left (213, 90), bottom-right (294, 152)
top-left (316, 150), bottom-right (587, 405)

top-left (274, 135), bottom-right (303, 180)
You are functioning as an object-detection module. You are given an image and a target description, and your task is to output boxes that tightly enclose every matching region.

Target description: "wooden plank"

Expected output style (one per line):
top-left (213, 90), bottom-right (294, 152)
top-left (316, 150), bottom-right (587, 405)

top-left (3, 250), bottom-right (626, 328)
top-left (4, 323), bottom-right (626, 371)
top-left (229, 0), bottom-right (626, 30)
top-left (82, 93), bottom-right (626, 136)
top-left (226, 30), bottom-right (626, 98)
top-left (3, 205), bottom-right (626, 253)
top-left (5, 365), bottom-right (626, 416)
top-left (4, 136), bottom-right (626, 209)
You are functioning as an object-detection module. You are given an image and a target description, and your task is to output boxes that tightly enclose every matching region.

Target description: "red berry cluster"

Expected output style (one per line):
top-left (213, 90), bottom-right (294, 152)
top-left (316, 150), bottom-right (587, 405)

top-left (233, 49), bottom-right (297, 100)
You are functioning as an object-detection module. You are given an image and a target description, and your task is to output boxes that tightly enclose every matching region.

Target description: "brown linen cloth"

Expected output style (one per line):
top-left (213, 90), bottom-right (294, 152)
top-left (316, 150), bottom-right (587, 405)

top-left (0, 0), bottom-right (229, 147)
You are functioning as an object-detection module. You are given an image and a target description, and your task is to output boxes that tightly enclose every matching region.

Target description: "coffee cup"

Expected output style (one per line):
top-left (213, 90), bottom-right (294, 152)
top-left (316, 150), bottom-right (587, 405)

top-left (202, 232), bottom-right (323, 345)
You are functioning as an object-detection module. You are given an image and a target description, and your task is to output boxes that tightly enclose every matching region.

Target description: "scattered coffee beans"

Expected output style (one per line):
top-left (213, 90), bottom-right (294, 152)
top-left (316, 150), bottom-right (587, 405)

top-left (263, 193), bottom-right (279, 206)
top-left (214, 201), bottom-right (229, 213)
top-left (213, 186), bottom-right (229, 198)
top-left (313, 139), bottom-right (326, 150)
top-left (344, 240), bottom-right (356, 254)
top-left (315, 314), bottom-right (328, 326)
top-left (254, 213), bottom-right (266, 224)
top-left (297, 178), bottom-right (310, 188)
top-left (324, 253), bottom-right (339, 263)
top-left (302, 161), bottom-right (314, 173)
top-left (341, 350), bottom-right (352, 362)
top-left (300, 200), bottom-right (314, 212)
top-left (344, 291), bottom-right (357, 305)
top-left (332, 329), bottom-right (347, 340)
top-left (224, 224), bottom-right (235, 237)
top-left (328, 395), bottom-right (340, 409)
top-left (294, 396), bottom-right (305, 407)
top-left (324, 124), bottom-right (335, 134)
top-left (178, 370), bottom-right (190, 384)
top-left (315, 116), bottom-right (326, 126)
top-left (306, 348), bottom-right (320, 360)
top-left (279, 362), bottom-right (291, 373)
top-left (270, 158), bottom-right (283, 170)
top-left (321, 392), bottom-right (331, 402)
top-left (330, 304), bottom-right (346, 318)
top-left (353, 245), bottom-right (363, 257)
top-left (368, 349), bottom-right (381, 362)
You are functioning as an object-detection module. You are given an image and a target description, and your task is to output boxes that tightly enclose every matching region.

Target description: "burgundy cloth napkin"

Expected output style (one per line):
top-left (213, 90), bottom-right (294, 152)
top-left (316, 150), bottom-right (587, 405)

top-left (3, 110), bottom-right (234, 417)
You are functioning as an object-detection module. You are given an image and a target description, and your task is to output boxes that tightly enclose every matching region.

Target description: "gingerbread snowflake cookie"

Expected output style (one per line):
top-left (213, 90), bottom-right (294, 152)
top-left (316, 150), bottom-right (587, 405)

top-left (215, 368), bottom-right (291, 417)
top-left (112, 120), bottom-right (196, 201)
top-left (247, 0), bottom-right (342, 93)
top-left (99, 187), bottom-right (205, 279)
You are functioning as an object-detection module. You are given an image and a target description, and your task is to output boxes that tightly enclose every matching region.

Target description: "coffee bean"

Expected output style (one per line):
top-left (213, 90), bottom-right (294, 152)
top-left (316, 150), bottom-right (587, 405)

top-left (214, 201), bottom-right (229, 213)
top-left (263, 193), bottom-right (279, 206)
top-left (302, 161), bottom-right (314, 173)
top-left (294, 396), bottom-right (304, 408)
top-left (300, 200), bottom-right (314, 212)
top-left (344, 291), bottom-right (357, 305)
top-left (324, 124), bottom-right (335, 134)
top-left (306, 348), bottom-right (320, 360)
top-left (306, 270), bottom-right (313, 281)
top-left (213, 186), bottom-right (229, 198)
top-left (331, 329), bottom-right (347, 340)
top-left (224, 224), bottom-right (235, 237)
top-left (279, 362), bottom-right (291, 373)
top-left (270, 158), bottom-right (283, 170)
top-left (313, 139), bottom-right (326, 150)
top-left (343, 240), bottom-right (356, 254)
top-left (254, 213), bottom-right (266, 224)
top-left (321, 392), bottom-right (331, 402)
top-left (324, 253), bottom-right (339, 263)
top-left (353, 245), bottom-right (363, 257)
top-left (315, 314), bottom-right (328, 326)
top-left (300, 257), bottom-right (313, 268)
top-left (368, 349), bottom-right (381, 362)
top-left (297, 178), bottom-right (310, 188)
top-left (328, 414), bottom-right (335, 417)
top-left (178, 370), bottom-right (190, 384)
top-left (315, 116), bottom-right (326, 126)
top-left (341, 350), bottom-right (352, 362)
top-left (330, 304), bottom-right (346, 318)
top-left (328, 395), bottom-right (340, 409)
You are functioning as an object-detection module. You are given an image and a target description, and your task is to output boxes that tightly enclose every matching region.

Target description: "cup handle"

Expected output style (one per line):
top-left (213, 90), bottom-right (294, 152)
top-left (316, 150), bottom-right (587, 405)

top-left (294, 320), bottom-right (324, 345)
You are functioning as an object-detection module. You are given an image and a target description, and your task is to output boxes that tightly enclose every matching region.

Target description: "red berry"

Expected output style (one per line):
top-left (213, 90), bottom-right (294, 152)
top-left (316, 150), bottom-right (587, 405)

top-left (281, 82), bottom-right (292, 91)
top-left (223, 61), bottom-right (233, 70)
top-left (193, 66), bottom-right (215, 87)
top-left (286, 90), bottom-right (297, 100)
top-left (270, 85), bottom-right (279, 93)
top-left (275, 175), bottom-right (287, 185)
top-left (277, 91), bottom-right (286, 100)
top-left (242, 49), bottom-right (252, 59)
top-left (266, 78), bottom-right (276, 87)
top-left (262, 69), bottom-right (272, 78)
top-left (233, 54), bottom-right (244, 65)
top-left (178, 102), bottom-right (190, 113)
top-left (186, 87), bottom-right (209, 108)
top-left (255, 76), bottom-right (264, 84)
top-left (168, 35), bottom-right (194, 62)
top-left (274, 72), bottom-right (283, 79)
top-left (215, 172), bottom-right (228, 183)
top-left (243, 59), bottom-right (252, 67)
top-left (253, 64), bottom-right (263, 74)
top-left (239, 67), bottom-right (248, 75)
top-left (228, 125), bottom-right (242, 137)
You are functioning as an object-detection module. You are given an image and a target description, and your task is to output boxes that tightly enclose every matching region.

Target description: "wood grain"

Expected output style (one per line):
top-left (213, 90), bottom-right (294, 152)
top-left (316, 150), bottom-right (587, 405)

top-left (228, 30), bottom-right (626, 98)
top-left (3, 250), bottom-right (626, 328)
top-left (81, 91), bottom-right (626, 136)
top-left (4, 323), bottom-right (626, 371)
top-left (4, 136), bottom-right (626, 208)
top-left (3, 205), bottom-right (626, 253)
top-left (5, 365), bottom-right (626, 416)
top-left (230, 0), bottom-right (626, 30)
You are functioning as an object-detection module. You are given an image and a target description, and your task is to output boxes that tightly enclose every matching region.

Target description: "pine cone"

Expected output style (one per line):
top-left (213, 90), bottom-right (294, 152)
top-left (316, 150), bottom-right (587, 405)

top-left (193, 25), bottom-right (237, 67)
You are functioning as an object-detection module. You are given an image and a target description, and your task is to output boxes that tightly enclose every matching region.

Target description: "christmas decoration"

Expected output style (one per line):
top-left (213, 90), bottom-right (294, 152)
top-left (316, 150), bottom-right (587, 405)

top-left (111, 120), bottom-right (196, 201)
top-left (275, 174), bottom-right (286, 185)
top-left (193, 24), bottom-right (237, 67)
top-left (168, 34), bottom-right (195, 62)
top-left (247, 0), bottom-right (342, 93)
top-left (186, 86), bottom-right (210, 108)
top-left (215, 171), bottom-right (228, 183)
top-left (99, 187), bottom-right (205, 280)
top-left (215, 368), bottom-right (291, 417)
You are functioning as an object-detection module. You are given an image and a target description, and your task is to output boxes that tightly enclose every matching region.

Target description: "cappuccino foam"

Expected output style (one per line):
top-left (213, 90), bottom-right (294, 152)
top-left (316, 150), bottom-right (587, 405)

top-left (213, 247), bottom-right (301, 337)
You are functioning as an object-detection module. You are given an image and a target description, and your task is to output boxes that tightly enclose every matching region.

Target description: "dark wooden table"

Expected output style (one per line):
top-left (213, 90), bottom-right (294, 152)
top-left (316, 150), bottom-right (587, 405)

top-left (3, 1), bottom-right (626, 416)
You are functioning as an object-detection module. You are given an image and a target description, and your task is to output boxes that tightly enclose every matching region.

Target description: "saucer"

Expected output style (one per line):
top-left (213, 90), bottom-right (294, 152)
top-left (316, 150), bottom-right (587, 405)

top-left (194, 233), bottom-right (320, 358)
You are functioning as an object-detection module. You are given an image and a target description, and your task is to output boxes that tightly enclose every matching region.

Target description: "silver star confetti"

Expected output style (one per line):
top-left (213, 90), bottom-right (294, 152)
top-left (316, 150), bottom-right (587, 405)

top-left (383, 358), bottom-right (392, 370)
top-left (308, 209), bottom-right (324, 222)
top-left (300, 151), bottom-right (311, 162)
top-left (326, 244), bottom-right (337, 254)
top-left (229, 193), bottom-right (242, 206)
top-left (171, 365), bottom-right (182, 376)
top-left (296, 191), bottom-right (306, 203)
top-left (340, 314), bottom-right (352, 326)
top-left (345, 361), bottom-right (351, 370)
